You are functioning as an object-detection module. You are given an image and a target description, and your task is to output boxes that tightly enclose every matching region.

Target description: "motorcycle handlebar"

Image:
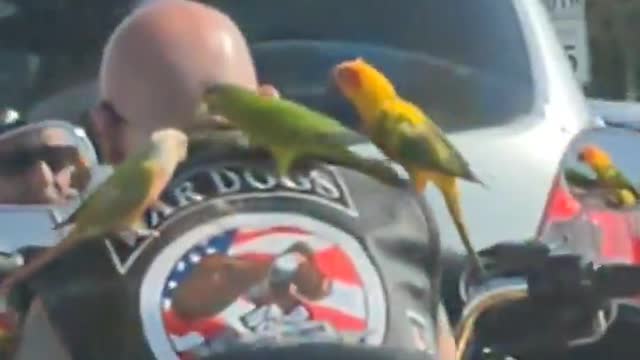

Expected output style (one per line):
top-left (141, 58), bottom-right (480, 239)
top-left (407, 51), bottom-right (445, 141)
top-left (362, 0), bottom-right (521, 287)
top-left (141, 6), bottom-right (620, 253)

top-left (0, 252), bottom-right (23, 275)
top-left (203, 344), bottom-right (435, 360)
top-left (592, 263), bottom-right (640, 299)
top-left (456, 254), bottom-right (640, 360)
top-left (526, 257), bottom-right (640, 302)
top-left (0, 246), bottom-right (49, 277)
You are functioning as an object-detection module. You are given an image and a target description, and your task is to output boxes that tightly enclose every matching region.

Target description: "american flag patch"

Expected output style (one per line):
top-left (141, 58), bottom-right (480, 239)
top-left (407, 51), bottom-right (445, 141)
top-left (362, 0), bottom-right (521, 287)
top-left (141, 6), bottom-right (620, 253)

top-left (150, 219), bottom-right (386, 359)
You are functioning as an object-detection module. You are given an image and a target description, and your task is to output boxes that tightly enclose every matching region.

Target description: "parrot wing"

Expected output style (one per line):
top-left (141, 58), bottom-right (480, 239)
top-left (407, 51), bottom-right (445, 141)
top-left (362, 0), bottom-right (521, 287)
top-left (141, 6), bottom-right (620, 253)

top-left (610, 170), bottom-right (640, 199)
top-left (209, 87), bottom-right (368, 150)
top-left (248, 99), bottom-right (403, 185)
top-left (249, 97), bottom-right (369, 149)
top-left (564, 167), bottom-right (598, 189)
top-left (374, 107), bottom-right (479, 182)
top-left (615, 188), bottom-right (638, 208)
top-left (54, 158), bottom-right (157, 230)
top-left (307, 128), bottom-right (371, 148)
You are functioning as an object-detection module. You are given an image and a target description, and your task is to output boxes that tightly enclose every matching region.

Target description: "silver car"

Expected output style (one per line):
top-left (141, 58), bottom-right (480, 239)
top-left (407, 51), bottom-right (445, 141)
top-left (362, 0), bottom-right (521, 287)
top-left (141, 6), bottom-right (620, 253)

top-left (588, 98), bottom-right (640, 128)
top-left (238, 0), bottom-right (595, 272)
top-left (342, 0), bottom-right (596, 255)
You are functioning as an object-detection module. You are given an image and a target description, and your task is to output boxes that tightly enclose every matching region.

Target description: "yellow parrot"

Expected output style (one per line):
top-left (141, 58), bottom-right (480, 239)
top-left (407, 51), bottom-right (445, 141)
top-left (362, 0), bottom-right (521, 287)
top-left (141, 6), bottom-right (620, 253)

top-left (333, 57), bottom-right (486, 274)
top-left (608, 189), bottom-right (638, 209)
top-left (578, 144), bottom-right (639, 208)
top-left (0, 128), bottom-right (189, 292)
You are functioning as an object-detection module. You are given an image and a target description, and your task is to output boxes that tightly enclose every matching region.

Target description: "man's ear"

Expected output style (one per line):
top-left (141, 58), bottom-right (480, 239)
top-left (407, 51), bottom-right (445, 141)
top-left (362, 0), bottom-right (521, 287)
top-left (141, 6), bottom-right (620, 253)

top-left (257, 84), bottom-right (280, 99)
top-left (77, 110), bottom-right (102, 161)
top-left (89, 102), bottom-right (108, 139)
top-left (89, 101), bottom-right (126, 164)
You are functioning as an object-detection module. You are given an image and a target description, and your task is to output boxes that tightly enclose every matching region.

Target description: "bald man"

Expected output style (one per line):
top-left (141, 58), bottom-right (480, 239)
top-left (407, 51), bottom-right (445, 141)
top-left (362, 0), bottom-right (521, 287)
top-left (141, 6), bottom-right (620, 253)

top-left (91, 0), bottom-right (276, 164)
top-left (13, 1), bottom-right (450, 359)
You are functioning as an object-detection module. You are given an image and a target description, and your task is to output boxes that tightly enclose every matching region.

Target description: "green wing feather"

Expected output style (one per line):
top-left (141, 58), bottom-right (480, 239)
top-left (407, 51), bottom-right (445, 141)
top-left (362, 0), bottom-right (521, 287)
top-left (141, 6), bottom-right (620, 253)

top-left (234, 95), bottom-right (328, 130)
top-left (564, 167), bottom-right (598, 189)
top-left (210, 86), bottom-right (404, 186)
top-left (372, 108), bottom-right (481, 183)
top-left (54, 147), bottom-right (156, 229)
top-left (216, 89), bottom-right (363, 149)
top-left (608, 168), bottom-right (640, 199)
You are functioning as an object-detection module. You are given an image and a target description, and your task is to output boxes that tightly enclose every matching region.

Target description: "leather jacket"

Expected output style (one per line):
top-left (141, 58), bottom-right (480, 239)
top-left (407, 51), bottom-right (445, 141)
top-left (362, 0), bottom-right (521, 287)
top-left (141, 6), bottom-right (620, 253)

top-left (22, 143), bottom-right (442, 360)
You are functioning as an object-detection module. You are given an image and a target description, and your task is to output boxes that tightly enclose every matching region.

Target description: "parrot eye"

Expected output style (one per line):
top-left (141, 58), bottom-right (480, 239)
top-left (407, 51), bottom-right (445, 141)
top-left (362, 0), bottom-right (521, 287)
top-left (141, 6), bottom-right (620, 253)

top-left (204, 94), bottom-right (218, 106)
top-left (202, 89), bottom-right (220, 105)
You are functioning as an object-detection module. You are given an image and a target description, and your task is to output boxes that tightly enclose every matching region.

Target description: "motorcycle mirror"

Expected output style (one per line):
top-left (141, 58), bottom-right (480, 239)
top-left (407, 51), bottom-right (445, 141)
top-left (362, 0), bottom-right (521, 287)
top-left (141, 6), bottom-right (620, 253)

top-left (559, 126), bottom-right (640, 212)
top-left (0, 206), bottom-right (65, 253)
top-left (0, 119), bottom-right (100, 252)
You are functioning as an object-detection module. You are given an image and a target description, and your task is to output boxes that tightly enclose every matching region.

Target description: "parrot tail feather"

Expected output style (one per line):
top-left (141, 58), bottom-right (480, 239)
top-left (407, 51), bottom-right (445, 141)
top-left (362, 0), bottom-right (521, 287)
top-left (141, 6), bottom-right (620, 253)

top-left (0, 231), bottom-right (81, 294)
top-left (306, 152), bottom-right (408, 188)
top-left (436, 178), bottom-right (487, 278)
top-left (0, 234), bottom-right (76, 293)
top-left (463, 170), bottom-right (489, 190)
top-left (314, 131), bottom-right (370, 147)
top-left (451, 213), bottom-right (486, 277)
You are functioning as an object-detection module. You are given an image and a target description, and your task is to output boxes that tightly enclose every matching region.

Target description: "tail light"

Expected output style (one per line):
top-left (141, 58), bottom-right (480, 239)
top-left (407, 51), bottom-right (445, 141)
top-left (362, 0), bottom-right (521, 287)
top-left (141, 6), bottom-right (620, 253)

top-left (0, 300), bottom-right (18, 355)
top-left (536, 173), bottom-right (640, 265)
top-left (536, 173), bottom-right (583, 232)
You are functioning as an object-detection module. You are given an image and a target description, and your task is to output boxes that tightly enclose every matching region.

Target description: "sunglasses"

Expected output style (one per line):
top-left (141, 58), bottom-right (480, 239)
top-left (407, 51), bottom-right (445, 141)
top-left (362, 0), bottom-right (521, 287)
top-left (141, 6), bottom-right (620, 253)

top-left (0, 145), bottom-right (81, 176)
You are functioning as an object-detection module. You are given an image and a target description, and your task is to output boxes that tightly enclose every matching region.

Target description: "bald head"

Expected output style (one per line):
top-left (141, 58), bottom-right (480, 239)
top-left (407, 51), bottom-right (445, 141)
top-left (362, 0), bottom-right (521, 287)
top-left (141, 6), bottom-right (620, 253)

top-left (96, 0), bottom-right (258, 160)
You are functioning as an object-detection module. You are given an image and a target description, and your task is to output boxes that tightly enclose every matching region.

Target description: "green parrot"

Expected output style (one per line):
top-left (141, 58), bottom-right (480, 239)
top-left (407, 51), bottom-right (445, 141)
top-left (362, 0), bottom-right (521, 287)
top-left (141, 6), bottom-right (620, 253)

top-left (199, 83), bottom-right (406, 187)
top-left (0, 128), bottom-right (189, 293)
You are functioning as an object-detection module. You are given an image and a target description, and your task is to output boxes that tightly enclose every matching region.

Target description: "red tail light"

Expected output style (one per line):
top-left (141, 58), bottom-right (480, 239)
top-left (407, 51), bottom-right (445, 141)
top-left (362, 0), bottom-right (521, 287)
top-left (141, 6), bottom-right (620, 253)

top-left (535, 173), bottom-right (582, 235)
top-left (537, 173), bottom-right (640, 265)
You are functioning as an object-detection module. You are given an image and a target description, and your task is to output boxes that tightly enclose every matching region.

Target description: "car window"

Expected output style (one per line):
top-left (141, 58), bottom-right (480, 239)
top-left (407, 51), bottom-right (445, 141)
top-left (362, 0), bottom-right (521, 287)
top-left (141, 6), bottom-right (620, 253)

top-left (0, 0), bottom-right (132, 119)
top-left (0, 0), bottom-right (535, 132)
top-left (208, 0), bottom-right (536, 131)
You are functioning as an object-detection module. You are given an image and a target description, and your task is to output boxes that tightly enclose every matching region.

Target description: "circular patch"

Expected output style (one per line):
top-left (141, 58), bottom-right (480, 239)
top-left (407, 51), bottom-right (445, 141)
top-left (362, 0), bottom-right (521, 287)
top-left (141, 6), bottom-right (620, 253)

top-left (141, 213), bottom-right (387, 359)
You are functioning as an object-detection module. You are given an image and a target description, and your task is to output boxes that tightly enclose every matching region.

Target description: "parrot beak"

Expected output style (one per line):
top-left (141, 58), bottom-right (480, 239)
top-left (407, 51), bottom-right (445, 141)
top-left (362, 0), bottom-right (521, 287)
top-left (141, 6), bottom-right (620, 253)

top-left (210, 114), bottom-right (232, 128)
top-left (577, 151), bottom-right (586, 162)
top-left (78, 155), bottom-right (90, 169)
top-left (193, 100), bottom-right (234, 130)
top-left (180, 142), bottom-right (189, 162)
top-left (333, 63), bottom-right (362, 92)
top-left (203, 84), bottom-right (223, 97)
top-left (201, 85), bottom-right (223, 111)
top-left (193, 113), bottom-right (235, 131)
top-left (195, 102), bottom-right (211, 122)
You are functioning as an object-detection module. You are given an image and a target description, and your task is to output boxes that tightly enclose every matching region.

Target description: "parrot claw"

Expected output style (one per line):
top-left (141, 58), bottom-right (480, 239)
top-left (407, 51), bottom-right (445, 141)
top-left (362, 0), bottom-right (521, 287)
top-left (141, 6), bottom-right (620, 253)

top-left (118, 228), bottom-right (160, 242)
top-left (64, 188), bottom-right (80, 200)
top-left (133, 228), bottom-right (160, 239)
top-left (150, 201), bottom-right (173, 214)
top-left (213, 200), bottom-right (235, 216)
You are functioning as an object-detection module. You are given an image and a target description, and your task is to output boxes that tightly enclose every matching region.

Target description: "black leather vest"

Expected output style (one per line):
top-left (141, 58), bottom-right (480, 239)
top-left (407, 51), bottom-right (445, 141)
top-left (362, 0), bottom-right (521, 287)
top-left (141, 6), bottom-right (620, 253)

top-left (30, 147), bottom-right (441, 360)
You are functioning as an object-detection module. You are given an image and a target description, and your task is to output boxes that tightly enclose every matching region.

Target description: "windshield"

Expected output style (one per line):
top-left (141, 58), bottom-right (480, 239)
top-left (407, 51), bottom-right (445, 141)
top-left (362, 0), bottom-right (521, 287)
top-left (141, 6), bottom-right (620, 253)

top-left (0, 0), bottom-right (534, 132)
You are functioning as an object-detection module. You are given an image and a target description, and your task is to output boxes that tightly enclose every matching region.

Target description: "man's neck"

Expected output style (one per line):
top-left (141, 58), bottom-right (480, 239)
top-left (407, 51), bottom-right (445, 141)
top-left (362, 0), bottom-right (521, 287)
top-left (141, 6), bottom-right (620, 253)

top-left (187, 129), bottom-right (250, 157)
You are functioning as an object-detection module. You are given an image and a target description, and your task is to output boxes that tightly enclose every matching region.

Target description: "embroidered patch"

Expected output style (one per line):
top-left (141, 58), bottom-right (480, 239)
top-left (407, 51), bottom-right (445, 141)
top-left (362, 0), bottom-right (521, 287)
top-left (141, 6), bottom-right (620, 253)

top-left (140, 213), bottom-right (386, 359)
top-left (158, 162), bottom-right (359, 224)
